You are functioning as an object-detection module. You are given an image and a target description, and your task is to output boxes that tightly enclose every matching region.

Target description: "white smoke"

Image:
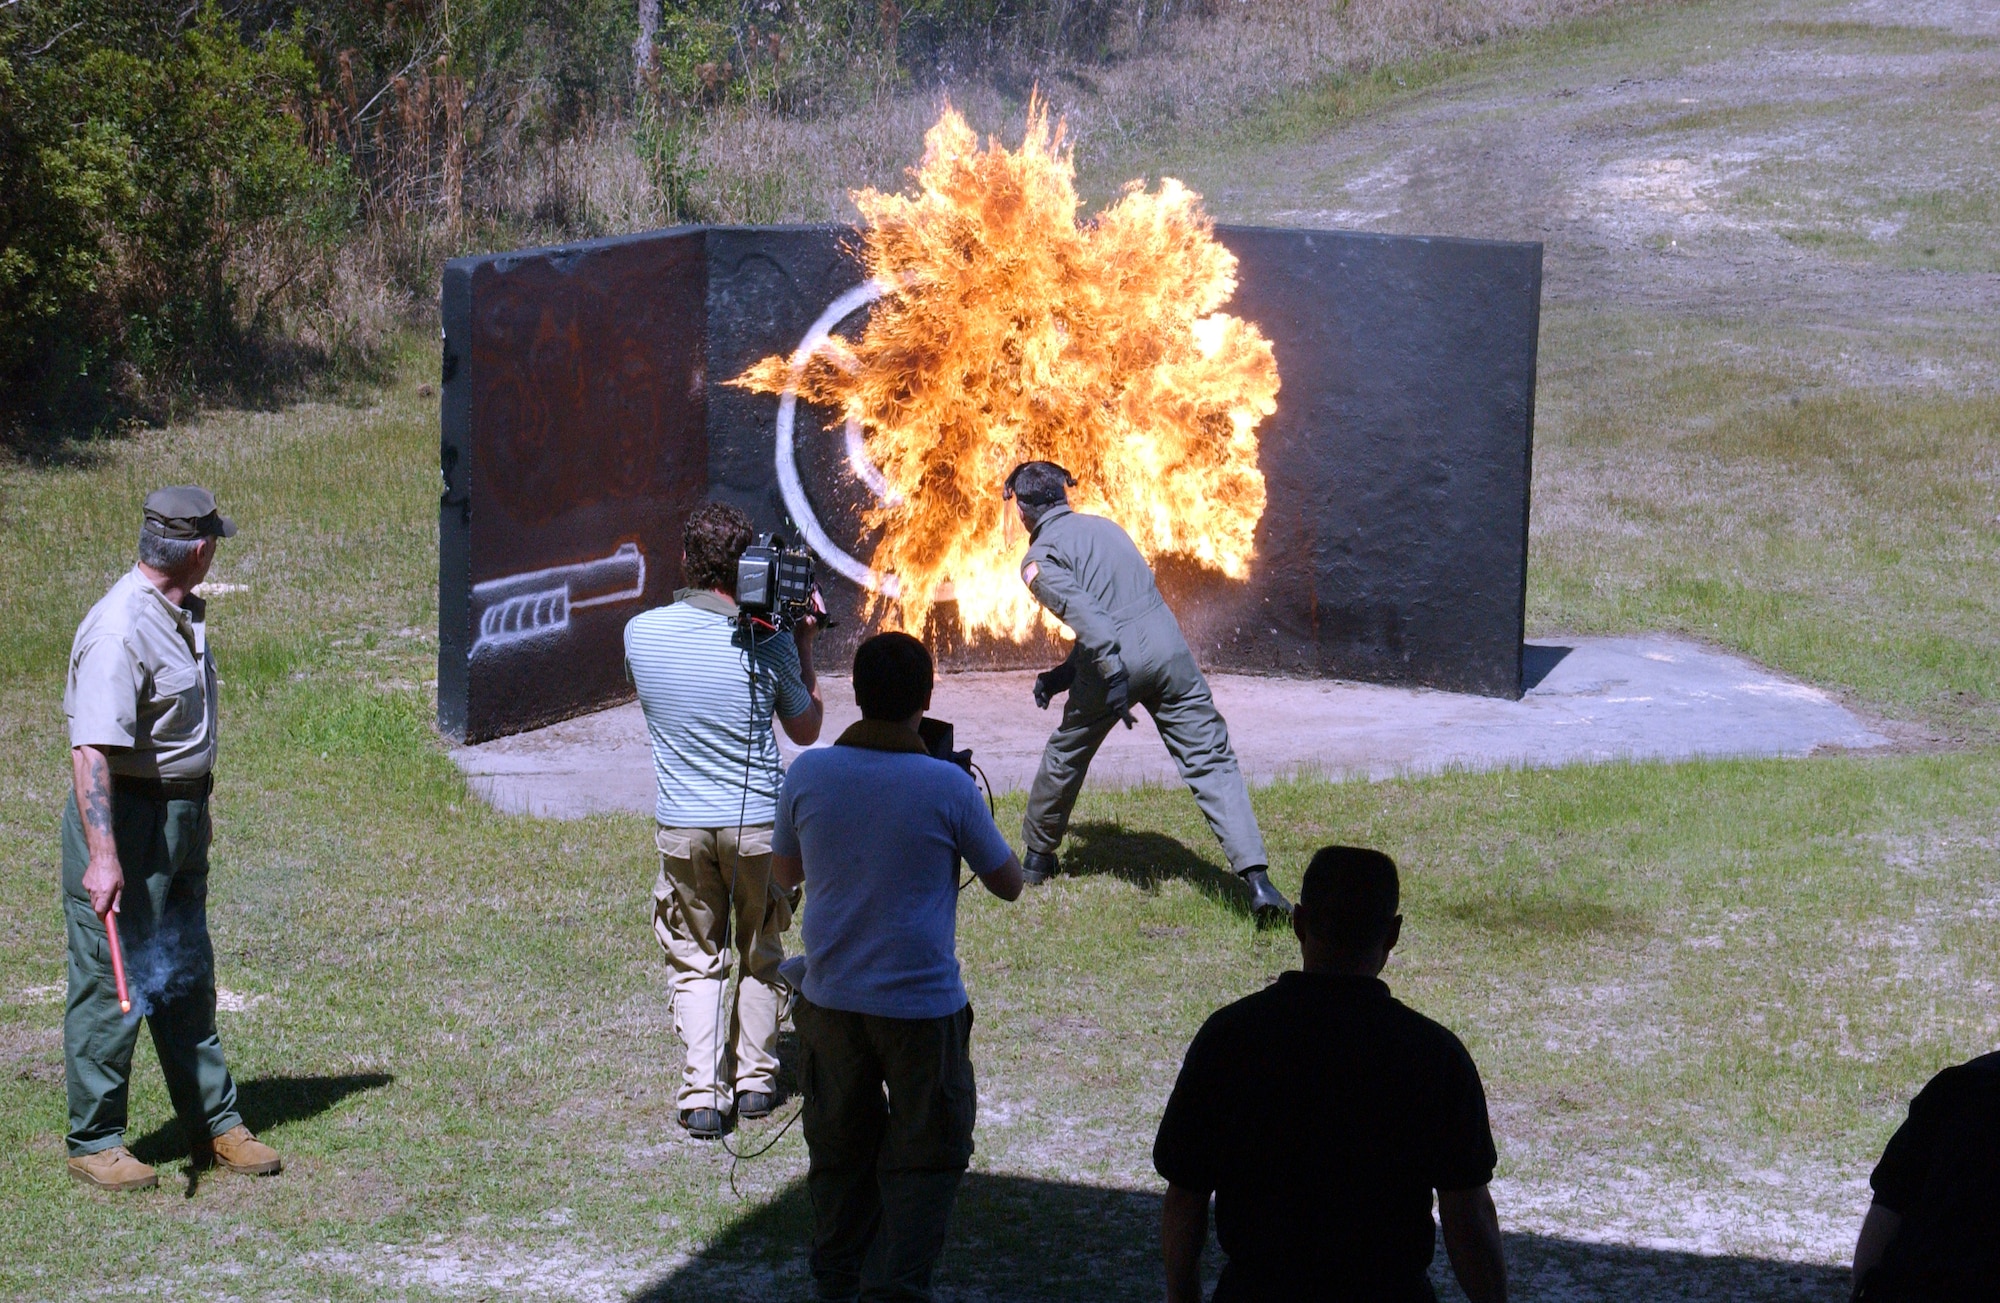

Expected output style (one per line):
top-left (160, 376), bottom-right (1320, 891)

top-left (118, 899), bottom-right (212, 1020)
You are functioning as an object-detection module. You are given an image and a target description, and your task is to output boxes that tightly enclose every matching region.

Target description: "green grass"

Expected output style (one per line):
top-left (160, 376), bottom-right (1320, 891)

top-left (6, 1), bottom-right (2000, 1297)
top-left (1090, 0), bottom-right (1691, 191)
top-left (3, 329), bottom-right (1995, 1298)
top-left (1232, 44), bottom-right (1500, 148)
top-left (1759, 20), bottom-right (1996, 53)
top-left (1236, 5), bottom-right (1673, 148)
top-left (1528, 308), bottom-right (2000, 739)
top-left (1119, 0), bottom-right (2000, 285)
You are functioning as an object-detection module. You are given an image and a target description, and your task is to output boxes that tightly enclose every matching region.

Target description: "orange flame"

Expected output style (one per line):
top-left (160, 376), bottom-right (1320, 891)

top-left (729, 98), bottom-right (1278, 639)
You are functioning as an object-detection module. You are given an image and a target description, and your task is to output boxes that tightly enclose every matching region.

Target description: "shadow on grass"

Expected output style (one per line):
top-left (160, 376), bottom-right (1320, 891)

top-left (2, 330), bottom-right (397, 468)
top-left (634, 1173), bottom-right (1157, 1302)
top-left (1058, 821), bottom-right (1251, 919)
top-left (1506, 1231), bottom-right (1848, 1301)
top-left (1437, 887), bottom-right (1649, 939)
top-left (129, 1072), bottom-right (393, 1165)
top-left (635, 1172), bottom-right (1849, 1301)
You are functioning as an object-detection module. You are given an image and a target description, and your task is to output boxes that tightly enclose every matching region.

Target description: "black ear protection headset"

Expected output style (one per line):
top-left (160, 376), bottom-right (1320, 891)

top-left (1002, 462), bottom-right (1078, 502)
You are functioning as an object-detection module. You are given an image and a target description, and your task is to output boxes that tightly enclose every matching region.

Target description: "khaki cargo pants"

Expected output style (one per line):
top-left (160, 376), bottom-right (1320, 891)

top-left (653, 824), bottom-right (792, 1113)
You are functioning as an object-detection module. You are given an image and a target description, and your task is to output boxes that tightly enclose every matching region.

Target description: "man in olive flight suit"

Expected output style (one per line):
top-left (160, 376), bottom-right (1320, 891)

top-left (1006, 461), bottom-right (1291, 921)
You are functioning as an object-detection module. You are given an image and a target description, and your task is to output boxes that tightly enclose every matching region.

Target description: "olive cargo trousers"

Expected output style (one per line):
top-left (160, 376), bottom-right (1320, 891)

top-left (795, 998), bottom-right (977, 1302)
top-left (1023, 655), bottom-right (1268, 874)
top-left (654, 823), bottom-right (791, 1113)
top-left (61, 791), bottom-right (242, 1157)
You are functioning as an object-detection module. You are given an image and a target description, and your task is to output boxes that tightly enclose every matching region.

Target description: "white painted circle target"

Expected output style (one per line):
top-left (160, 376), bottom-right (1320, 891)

top-left (775, 279), bottom-right (900, 597)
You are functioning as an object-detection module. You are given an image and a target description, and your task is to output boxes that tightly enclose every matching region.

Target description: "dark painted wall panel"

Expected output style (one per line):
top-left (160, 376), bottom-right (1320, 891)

top-left (703, 227), bottom-right (869, 636)
top-left (438, 223), bottom-right (1539, 741)
top-left (1198, 227), bottom-right (1541, 696)
top-left (439, 228), bottom-right (709, 742)
top-left (439, 266), bottom-right (474, 738)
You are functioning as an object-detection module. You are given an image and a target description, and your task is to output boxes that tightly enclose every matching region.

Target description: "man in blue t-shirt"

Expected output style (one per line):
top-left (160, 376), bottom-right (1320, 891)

top-left (625, 502), bottom-right (823, 1139)
top-left (773, 632), bottom-right (1023, 1302)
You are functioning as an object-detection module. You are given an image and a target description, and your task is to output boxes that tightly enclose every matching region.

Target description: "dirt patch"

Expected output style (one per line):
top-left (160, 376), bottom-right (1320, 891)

top-left (1195, 0), bottom-right (2000, 384)
top-left (305, 1238), bottom-right (675, 1303)
top-left (1496, 1155), bottom-right (1870, 1265)
top-left (2, 1019), bottom-right (63, 1085)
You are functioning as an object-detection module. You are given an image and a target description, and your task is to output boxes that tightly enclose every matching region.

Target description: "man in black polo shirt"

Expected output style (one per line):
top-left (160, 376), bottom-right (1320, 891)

top-left (1850, 1050), bottom-right (2000, 1301)
top-left (1153, 846), bottom-right (1506, 1303)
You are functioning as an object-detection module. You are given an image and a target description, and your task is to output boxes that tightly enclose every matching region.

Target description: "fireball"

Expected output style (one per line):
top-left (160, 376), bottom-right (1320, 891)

top-left (729, 97), bottom-right (1278, 639)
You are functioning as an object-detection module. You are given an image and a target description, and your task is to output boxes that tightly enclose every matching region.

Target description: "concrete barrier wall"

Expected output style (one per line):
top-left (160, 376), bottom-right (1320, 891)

top-left (440, 224), bottom-right (1539, 743)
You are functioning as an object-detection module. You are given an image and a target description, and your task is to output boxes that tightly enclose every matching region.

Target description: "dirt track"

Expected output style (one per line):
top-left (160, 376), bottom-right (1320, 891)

top-left (1177, 0), bottom-right (1998, 386)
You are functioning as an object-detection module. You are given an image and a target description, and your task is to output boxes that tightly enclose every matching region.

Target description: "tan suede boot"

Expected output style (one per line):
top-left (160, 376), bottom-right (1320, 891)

top-left (193, 1124), bottom-right (282, 1176)
top-left (67, 1146), bottom-right (159, 1191)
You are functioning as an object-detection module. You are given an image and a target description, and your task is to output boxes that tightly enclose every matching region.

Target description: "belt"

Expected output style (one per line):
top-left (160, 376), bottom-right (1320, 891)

top-left (112, 772), bottom-right (213, 801)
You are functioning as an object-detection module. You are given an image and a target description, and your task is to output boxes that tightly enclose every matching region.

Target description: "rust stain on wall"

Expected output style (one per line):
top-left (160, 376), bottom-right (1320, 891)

top-left (441, 228), bottom-right (708, 742)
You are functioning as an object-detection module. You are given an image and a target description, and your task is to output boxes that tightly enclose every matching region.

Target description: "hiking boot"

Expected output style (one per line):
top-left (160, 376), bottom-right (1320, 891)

top-left (67, 1145), bottom-right (158, 1192)
top-left (680, 1107), bottom-right (726, 1139)
top-left (1021, 849), bottom-right (1058, 886)
top-left (193, 1125), bottom-right (282, 1176)
top-left (737, 1091), bottom-right (777, 1120)
top-left (1240, 868), bottom-right (1292, 927)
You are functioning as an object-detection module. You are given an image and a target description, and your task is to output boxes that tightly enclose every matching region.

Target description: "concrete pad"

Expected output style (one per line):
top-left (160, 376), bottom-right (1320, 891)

top-left (449, 636), bottom-right (1890, 819)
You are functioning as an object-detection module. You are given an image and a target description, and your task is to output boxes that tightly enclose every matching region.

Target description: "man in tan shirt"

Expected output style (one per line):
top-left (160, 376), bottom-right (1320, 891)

top-left (61, 485), bottom-right (281, 1191)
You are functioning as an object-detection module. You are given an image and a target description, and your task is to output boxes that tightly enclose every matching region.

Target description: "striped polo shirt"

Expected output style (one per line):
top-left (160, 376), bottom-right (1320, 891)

top-left (624, 589), bottom-right (812, 828)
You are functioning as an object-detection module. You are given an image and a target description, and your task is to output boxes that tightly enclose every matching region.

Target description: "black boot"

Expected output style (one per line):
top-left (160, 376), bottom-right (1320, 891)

top-left (1240, 868), bottom-right (1291, 926)
top-left (1022, 849), bottom-right (1058, 885)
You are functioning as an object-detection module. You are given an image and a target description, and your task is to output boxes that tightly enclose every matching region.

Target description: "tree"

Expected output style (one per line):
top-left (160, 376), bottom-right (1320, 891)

top-left (1, 2), bottom-right (339, 435)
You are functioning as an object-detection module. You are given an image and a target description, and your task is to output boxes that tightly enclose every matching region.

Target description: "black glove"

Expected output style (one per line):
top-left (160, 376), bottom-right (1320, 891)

top-left (1033, 658), bottom-right (1078, 709)
top-left (1102, 669), bottom-right (1134, 725)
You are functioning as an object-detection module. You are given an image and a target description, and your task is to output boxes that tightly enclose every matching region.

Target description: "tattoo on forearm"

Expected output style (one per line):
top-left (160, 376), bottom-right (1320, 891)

top-left (81, 762), bottom-right (113, 837)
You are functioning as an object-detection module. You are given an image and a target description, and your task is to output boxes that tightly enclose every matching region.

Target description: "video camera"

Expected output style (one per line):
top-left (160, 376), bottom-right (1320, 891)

top-left (735, 533), bottom-right (833, 634)
top-left (918, 718), bottom-right (974, 776)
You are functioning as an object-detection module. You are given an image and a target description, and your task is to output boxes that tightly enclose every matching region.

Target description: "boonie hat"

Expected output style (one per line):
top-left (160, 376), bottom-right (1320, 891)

top-left (143, 485), bottom-right (236, 540)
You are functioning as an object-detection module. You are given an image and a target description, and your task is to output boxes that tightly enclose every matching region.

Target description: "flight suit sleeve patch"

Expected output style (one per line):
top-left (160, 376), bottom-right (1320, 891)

top-left (1021, 561), bottom-right (1039, 587)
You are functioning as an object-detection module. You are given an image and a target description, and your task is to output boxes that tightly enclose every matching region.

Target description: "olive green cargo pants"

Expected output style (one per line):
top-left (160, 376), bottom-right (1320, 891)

top-left (61, 792), bottom-right (242, 1157)
top-left (1022, 656), bottom-right (1268, 874)
top-left (795, 998), bottom-right (976, 1302)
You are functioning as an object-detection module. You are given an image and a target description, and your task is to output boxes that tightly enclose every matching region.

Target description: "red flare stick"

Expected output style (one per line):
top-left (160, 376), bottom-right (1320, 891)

top-left (100, 909), bottom-right (131, 1014)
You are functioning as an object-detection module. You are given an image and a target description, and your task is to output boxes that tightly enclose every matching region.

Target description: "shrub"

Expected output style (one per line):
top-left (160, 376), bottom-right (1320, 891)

top-left (1, 2), bottom-right (348, 440)
top-left (642, 1), bottom-right (1214, 115)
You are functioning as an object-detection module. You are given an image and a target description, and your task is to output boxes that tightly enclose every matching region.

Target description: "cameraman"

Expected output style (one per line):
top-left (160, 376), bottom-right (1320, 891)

top-left (624, 502), bottom-right (824, 1139)
top-left (772, 632), bottom-right (1023, 1302)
